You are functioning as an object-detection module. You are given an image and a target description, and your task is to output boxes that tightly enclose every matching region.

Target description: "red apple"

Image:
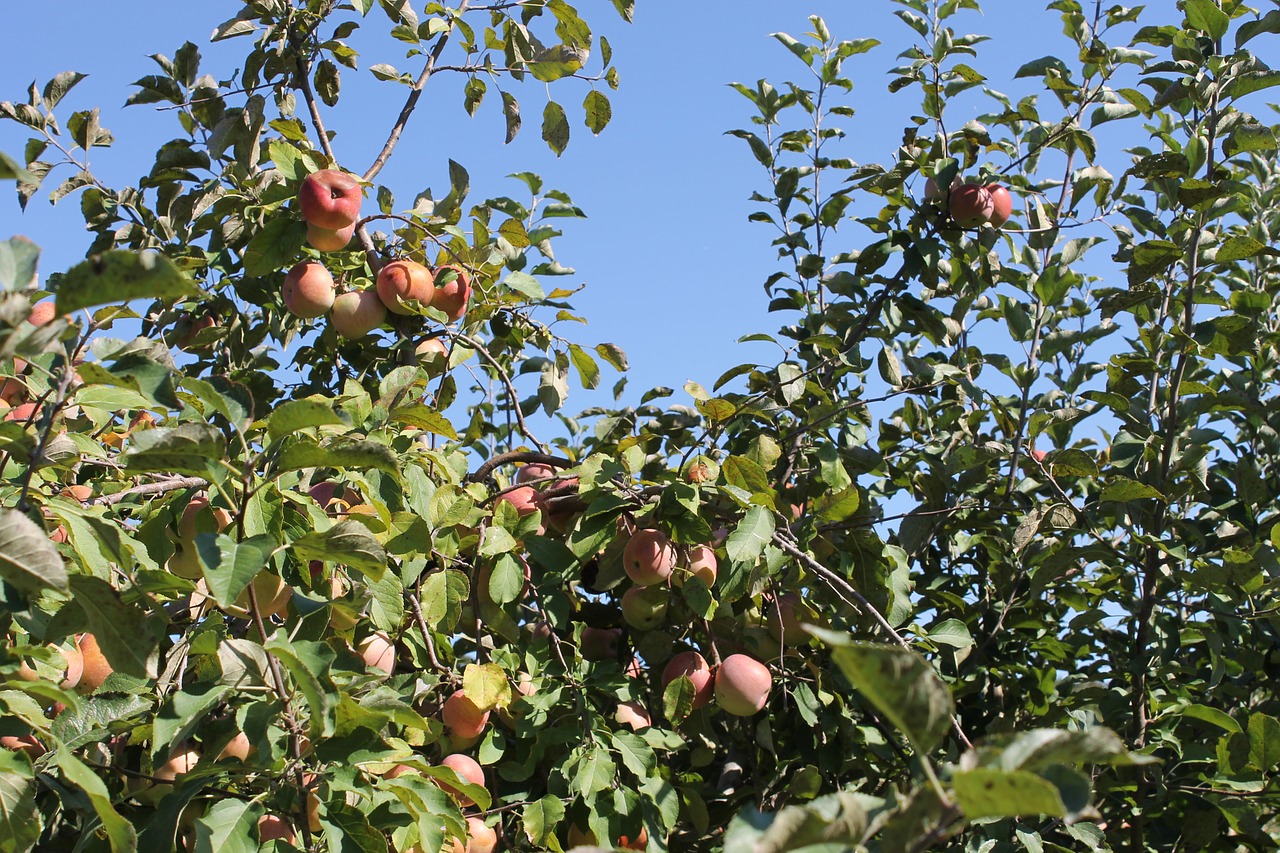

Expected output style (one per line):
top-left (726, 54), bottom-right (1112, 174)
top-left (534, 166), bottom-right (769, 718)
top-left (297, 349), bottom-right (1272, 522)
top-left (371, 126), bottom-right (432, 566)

top-left (442, 689), bottom-right (490, 739)
top-left (516, 462), bottom-right (556, 484)
top-left (448, 816), bottom-right (498, 853)
top-left (615, 700), bottom-right (651, 731)
top-left (4, 402), bottom-right (38, 423)
top-left (307, 221), bottom-right (355, 252)
top-left (310, 481), bottom-right (360, 515)
top-left (78, 633), bottom-right (113, 693)
top-left (283, 261), bottom-right (336, 319)
top-left (496, 485), bottom-right (542, 518)
top-left (299, 169), bottom-right (362, 229)
top-left (431, 265), bottom-right (472, 321)
top-left (581, 626), bottom-right (621, 661)
top-left (436, 753), bottom-right (485, 806)
top-left (330, 290), bottom-right (387, 339)
top-left (358, 631), bottom-right (396, 677)
top-left (986, 184), bottom-right (1013, 228)
top-left (415, 337), bottom-right (449, 377)
top-left (27, 300), bottom-right (58, 326)
top-left (949, 183), bottom-right (996, 228)
top-left (715, 654), bottom-right (772, 716)
top-left (376, 260), bottom-right (435, 315)
top-left (678, 544), bottom-right (718, 587)
top-left (0, 734), bottom-right (45, 760)
top-left (662, 650), bottom-right (713, 709)
top-left (623, 528), bottom-right (676, 586)
top-left (257, 814), bottom-right (296, 844)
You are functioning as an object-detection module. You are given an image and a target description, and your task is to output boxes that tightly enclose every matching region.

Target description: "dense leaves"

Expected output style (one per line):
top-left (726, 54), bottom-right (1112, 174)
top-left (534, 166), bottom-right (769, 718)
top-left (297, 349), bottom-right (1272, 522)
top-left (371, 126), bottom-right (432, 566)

top-left (1, 0), bottom-right (1279, 851)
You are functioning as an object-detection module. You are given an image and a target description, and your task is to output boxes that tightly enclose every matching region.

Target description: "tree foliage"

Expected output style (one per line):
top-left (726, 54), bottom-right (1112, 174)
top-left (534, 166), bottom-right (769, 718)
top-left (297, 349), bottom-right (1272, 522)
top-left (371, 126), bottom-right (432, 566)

top-left (1, 0), bottom-right (1279, 851)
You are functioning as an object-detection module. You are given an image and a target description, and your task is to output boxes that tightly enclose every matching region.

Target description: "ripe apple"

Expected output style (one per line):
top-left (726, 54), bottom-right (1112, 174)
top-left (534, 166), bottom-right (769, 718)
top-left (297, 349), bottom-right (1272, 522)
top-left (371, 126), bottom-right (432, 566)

top-left (217, 572), bottom-right (292, 619)
top-left (516, 462), bottom-right (556, 484)
top-left (149, 744), bottom-right (201, 798)
top-left (949, 183), bottom-right (996, 227)
top-left (448, 816), bottom-right (498, 853)
top-left (496, 485), bottom-right (543, 520)
top-left (442, 689), bottom-right (490, 739)
top-left (359, 631), bottom-right (396, 676)
top-left (0, 734), bottom-right (45, 760)
top-left (283, 261), bottom-right (336, 319)
top-left (0, 359), bottom-right (27, 405)
top-left (615, 700), bottom-right (651, 731)
top-left (299, 169), bottom-right (362, 229)
top-left (677, 544), bottom-right (718, 587)
top-left (543, 477), bottom-right (581, 534)
top-left (4, 402), bottom-right (38, 423)
top-left (662, 650), bottom-right (713, 709)
top-left (330, 289), bottom-right (387, 338)
top-left (581, 626), bottom-right (622, 661)
top-left (623, 528), bottom-right (676, 586)
top-left (78, 633), bottom-right (113, 693)
top-left (217, 731), bottom-right (254, 762)
top-left (27, 300), bottom-right (58, 326)
top-left (431, 265), bottom-right (472, 321)
top-left (376, 259), bottom-right (435, 315)
top-left (621, 585), bottom-right (668, 631)
top-left (415, 337), bottom-right (449, 377)
top-left (179, 495), bottom-right (233, 541)
top-left (715, 654), bottom-right (772, 716)
top-left (60, 484), bottom-right (93, 503)
top-left (307, 221), bottom-right (355, 252)
top-left (173, 311), bottom-right (218, 351)
top-left (258, 814), bottom-right (296, 844)
top-left (986, 184), bottom-right (1013, 228)
top-left (436, 753), bottom-right (485, 806)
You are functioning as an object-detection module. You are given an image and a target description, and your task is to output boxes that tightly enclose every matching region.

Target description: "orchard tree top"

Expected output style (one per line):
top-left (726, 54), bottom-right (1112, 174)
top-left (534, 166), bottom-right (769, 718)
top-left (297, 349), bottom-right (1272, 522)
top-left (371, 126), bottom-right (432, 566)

top-left (2, 0), bottom-right (1280, 851)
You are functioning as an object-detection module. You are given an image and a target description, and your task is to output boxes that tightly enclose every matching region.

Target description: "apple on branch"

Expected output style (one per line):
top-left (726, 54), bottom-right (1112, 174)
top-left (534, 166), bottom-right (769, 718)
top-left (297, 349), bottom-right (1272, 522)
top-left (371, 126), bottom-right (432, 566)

top-left (299, 168), bottom-right (362, 230)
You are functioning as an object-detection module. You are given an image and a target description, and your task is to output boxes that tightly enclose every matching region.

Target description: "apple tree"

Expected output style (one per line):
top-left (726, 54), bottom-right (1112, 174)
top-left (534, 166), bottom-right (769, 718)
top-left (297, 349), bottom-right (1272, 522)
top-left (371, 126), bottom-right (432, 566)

top-left (1, 0), bottom-right (1279, 851)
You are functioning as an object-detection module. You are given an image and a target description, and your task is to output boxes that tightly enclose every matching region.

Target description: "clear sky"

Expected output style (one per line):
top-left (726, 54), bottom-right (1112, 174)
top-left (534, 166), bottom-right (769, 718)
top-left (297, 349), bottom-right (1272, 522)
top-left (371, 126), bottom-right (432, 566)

top-left (0, 1), bottom-right (1171, 428)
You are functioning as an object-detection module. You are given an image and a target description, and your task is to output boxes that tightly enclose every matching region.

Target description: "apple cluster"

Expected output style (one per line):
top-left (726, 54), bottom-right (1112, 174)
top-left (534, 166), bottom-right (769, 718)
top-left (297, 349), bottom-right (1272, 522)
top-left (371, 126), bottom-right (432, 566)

top-left (284, 169), bottom-right (474, 347)
top-left (925, 176), bottom-right (1014, 229)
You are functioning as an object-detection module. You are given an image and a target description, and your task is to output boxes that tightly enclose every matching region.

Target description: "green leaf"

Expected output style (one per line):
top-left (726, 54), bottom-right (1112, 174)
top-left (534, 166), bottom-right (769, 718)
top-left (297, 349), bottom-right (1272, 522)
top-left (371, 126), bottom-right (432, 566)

top-left (70, 575), bottom-right (159, 679)
top-left (522, 796), bottom-right (566, 849)
top-left (583, 89), bottom-right (612, 134)
top-left (725, 505), bottom-right (775, 564)
top-left (52, 751), bottom-right (137, 852)
top-left (420, 570), bottom-right (468, 630)
top-left (463, 662), bottom-right (511, 711)
top-left (1248, 713), bottom-right (1280, 770)
top-left (0, 151), bottom-right (36, 183)
top-left (927, 618), bottom-right (973, 650)
top-left (196, 533), bottom-right (278, 608)
top-left (568, 343), bottom-right (600, 390)
top-left (263, 637), bottom-right (335, 740)
top-left (542, 101), bottom-right (570, 156)
top-left (0, 751), bottom-right (40, 853)
top-left (242, 216), bottom-right (307, 278)
top-left (1184, 0), bottom-right (1229, 39)
top-left (1181, 703), bottom-right (1241, 733)
top-left (0, 235), bottom-right (40, 290)
top-left (813, 632), bottom-right (954, 754)
top-left (595, 342), bottom-right (628, 372)
top-left (55, 250), bottom-right (199, 314)
top-left (1237, 9), bottom-right (1280, 48)
top-left (662, 674), bottom-right (695, 724)
top-left (722, 792), bottom-right (869, 852)
top-left (953, 769), bottom-right (1067, 818)
top-left (152, 683), bottom-right (230, 768)
top-left (611, 730), bottom-right (656, 778)
top-left (387, 403), bottom-right (459, 439)
top-left (1216, 236), bottom-right (1268, 264)
top-left (197, 798), bottom-right (260, 853)
top-left (123, 422), bottom-right (226, 477)
top-left (266, 397), bottom-right (349, 442)
top-left (276, 439), bottom-right (400, 477)
top-left (1098, 479), bottom-right (1165, 503)
top-left (290, 520), bottom-right (388, 578)
top-left (0, 508), bottom-right (70, 594)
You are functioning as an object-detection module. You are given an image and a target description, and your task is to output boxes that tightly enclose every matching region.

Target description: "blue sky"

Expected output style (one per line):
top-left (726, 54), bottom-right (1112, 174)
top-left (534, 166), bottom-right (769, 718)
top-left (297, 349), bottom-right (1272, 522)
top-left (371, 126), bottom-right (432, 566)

top-left (0, 1), bottom-right (1169, 430)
